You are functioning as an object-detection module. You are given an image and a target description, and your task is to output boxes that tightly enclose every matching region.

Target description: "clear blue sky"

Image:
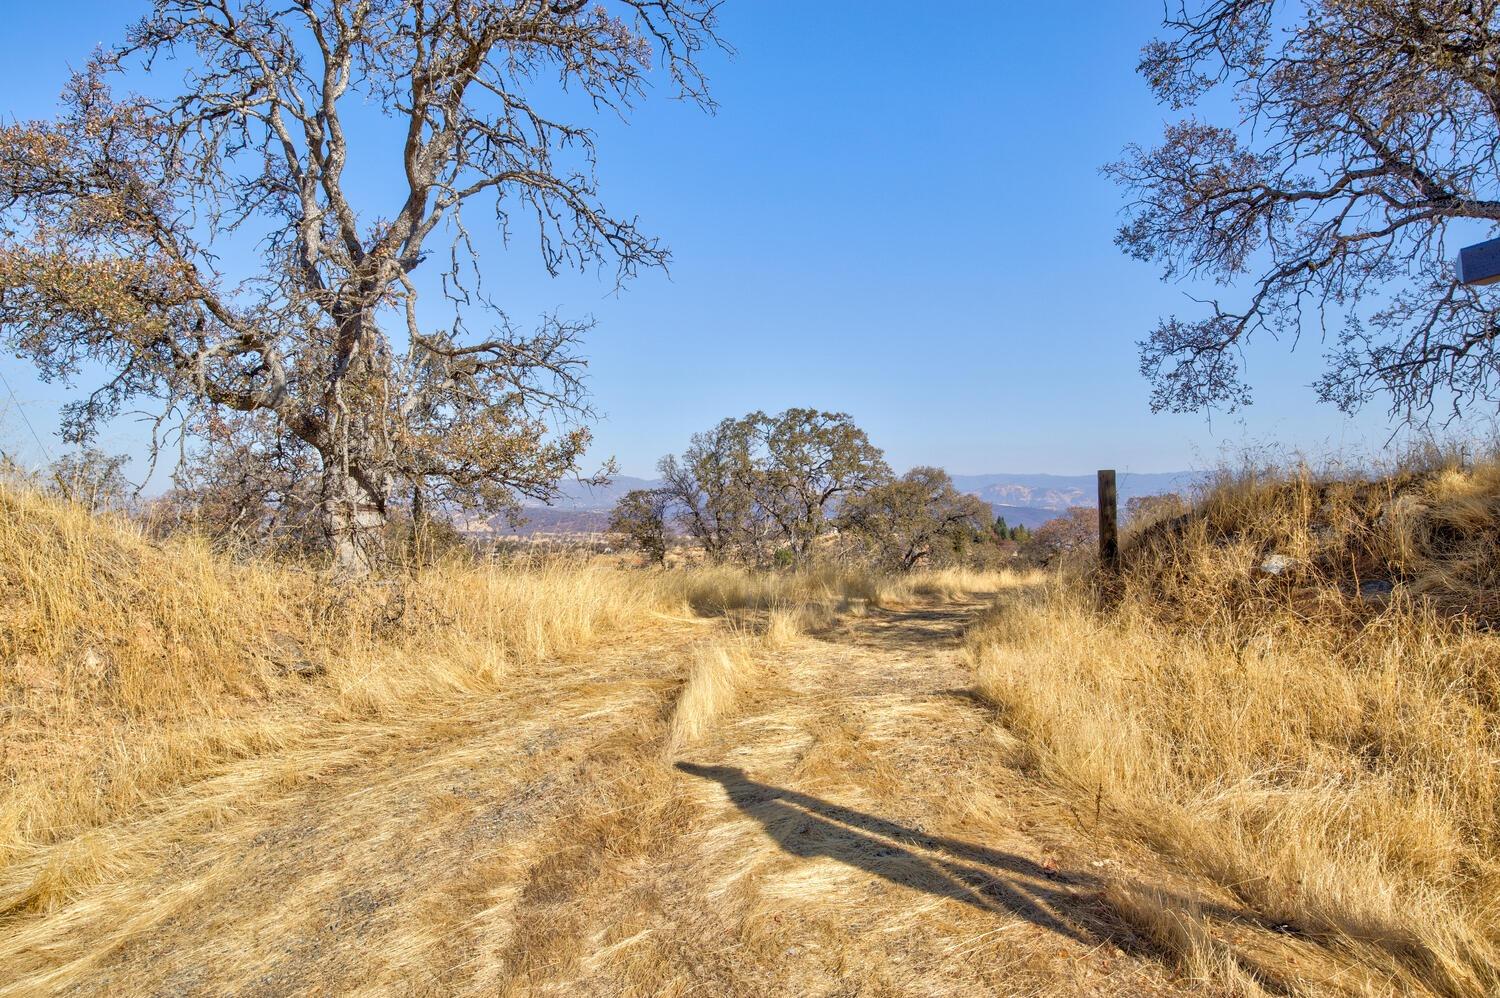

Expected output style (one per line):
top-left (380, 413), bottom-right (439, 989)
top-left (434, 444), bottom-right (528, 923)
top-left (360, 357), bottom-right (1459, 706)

top-left (0, 1), bottom-right (1469, 482)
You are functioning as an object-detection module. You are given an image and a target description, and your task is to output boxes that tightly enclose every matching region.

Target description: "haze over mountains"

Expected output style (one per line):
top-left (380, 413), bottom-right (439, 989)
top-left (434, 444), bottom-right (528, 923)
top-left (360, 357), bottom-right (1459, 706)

top-left (949, 472), bottom-right (1199, 518)
top-left (500, 471), bottom-right (1200, 535)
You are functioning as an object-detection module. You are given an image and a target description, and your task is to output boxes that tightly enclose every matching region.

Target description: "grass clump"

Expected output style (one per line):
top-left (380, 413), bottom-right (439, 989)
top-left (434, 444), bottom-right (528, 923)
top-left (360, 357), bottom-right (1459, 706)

top-left (664, 638), bottom-right (760, 755)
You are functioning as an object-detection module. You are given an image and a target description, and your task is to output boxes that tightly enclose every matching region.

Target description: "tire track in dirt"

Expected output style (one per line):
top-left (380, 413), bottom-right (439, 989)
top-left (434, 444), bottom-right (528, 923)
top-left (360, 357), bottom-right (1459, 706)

top-left (0, 627), bottom-right (702, 996)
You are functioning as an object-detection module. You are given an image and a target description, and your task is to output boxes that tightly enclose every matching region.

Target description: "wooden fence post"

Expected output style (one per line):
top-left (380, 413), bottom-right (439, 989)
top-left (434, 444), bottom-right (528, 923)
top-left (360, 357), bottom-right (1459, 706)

top-left (1097, 469), bottom-right (1119, 573)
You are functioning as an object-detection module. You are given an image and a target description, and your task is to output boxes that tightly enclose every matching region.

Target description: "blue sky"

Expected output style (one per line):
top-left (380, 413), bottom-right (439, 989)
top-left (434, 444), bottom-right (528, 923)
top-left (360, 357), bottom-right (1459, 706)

top-left (0, 1), bottom-right (1476, 481)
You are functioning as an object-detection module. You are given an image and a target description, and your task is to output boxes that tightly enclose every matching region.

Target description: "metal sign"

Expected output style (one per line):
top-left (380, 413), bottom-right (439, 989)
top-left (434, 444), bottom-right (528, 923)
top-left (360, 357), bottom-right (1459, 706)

top-left (1457, 237), bottom-right (1500, 286)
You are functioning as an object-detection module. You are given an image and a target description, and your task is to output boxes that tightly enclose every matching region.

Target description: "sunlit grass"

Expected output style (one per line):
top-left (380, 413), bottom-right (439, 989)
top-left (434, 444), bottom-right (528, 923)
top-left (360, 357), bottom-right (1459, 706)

top-left (966, 455), bottom-right (1500, 994)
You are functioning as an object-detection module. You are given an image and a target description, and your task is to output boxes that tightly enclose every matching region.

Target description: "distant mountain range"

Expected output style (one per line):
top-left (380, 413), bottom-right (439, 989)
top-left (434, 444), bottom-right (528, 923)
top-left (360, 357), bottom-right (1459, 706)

top-left (488, 471), bottom-right (1200, 536)
top-left (526, 476), bottom-right (664, 512)
top-left (949, 471), bottom-right (1200, 513)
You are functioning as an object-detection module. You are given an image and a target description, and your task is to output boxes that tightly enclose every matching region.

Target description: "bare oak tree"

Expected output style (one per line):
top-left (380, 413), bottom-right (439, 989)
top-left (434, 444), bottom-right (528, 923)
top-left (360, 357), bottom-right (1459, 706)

top-left (1023, 507), bottom-right (1097, 566)
top-left (1109, 0), bottom-right (1500, 422)
top-left (0, 0), bottom-right (722, 572)
top-left (48, 447), bottom-right (132, 514)
top-left (155, 410), bottom-right (326, 555)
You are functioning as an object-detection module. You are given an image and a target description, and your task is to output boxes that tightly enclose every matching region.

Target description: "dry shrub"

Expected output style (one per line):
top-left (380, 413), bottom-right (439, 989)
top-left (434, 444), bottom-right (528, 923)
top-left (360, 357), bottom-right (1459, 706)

top-left (967, 459), bottom-right (1500, 995)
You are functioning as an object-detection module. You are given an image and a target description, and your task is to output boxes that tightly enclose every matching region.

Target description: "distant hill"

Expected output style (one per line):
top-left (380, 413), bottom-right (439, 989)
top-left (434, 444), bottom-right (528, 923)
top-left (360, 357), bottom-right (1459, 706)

top-left (498, 470), bottom-right (1201, 535)
top-left (982, 504), bottom-right (1063, 530)
top-left (507, 507), bottom-right (612, 535)
top-left (523, 475), bottom-right (662, 511)
top-left (951, 471), bottom-right (1199, 512)
top-left (476, 476), bottom-right (658, 535)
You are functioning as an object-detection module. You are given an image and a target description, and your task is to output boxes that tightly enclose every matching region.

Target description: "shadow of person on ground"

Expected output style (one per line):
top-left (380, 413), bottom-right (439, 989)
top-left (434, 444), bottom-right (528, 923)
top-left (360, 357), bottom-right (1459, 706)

top-left (676, 761), bottom-right (1102, 944)
top-left (675, 759), bottom-right (1299, 997)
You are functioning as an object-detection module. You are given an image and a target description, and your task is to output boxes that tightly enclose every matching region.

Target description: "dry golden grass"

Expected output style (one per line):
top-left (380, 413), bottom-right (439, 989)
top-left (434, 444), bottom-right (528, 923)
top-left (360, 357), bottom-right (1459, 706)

top-left (763, 602), bottom-right (831, 648)
top-left (671, 561), bottom-right (1035, 615)
top-left (665, 637), bottom-right (760, 754)
top-left (1121, 451), bottom-right (1500, 626)
top-left (656, 564), bottom-right (1036, 758)
top-left (1104, 884), bottom-right (1271, 997)
top-left (0, 483), bottom-right (684, 911)
top-left (0, 482), bottom-right (1021, 918)
top-left (967, 458), bottom-right (1500, 996)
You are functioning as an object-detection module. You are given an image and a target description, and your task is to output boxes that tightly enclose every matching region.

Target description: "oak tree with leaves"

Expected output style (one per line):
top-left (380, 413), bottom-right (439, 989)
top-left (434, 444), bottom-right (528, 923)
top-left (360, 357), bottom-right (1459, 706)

top-left (607, 486), bottom-right (670, 566)
top-left (836, 466), bottom-right (988, 572)
top-left (654, 409), bottom-right (889, 564)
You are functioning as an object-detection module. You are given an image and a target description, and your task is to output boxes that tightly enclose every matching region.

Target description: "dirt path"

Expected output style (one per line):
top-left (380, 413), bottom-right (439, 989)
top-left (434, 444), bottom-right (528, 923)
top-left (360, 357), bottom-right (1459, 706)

top-left (2, 596), bottom-right (1225, 996)
top-left (521, 596), bottom-right (1205, 997)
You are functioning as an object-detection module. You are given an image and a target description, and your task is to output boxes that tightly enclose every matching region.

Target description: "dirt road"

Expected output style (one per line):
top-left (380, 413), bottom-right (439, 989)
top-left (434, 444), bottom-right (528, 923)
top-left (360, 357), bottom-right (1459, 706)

top-left (2, 596), bottom-right (1229, 996)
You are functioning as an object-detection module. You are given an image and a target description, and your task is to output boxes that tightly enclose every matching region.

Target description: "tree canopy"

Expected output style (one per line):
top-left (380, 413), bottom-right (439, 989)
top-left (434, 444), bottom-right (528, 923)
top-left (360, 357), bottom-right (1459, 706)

top-left (0, 0), bottom-right (722, 572)
top-left (1110, 0), bottom-right (1500, 423)
top-left (837, 466), bottom-right (989, 571)
top-left (650, 408), bottom-right (889, 564)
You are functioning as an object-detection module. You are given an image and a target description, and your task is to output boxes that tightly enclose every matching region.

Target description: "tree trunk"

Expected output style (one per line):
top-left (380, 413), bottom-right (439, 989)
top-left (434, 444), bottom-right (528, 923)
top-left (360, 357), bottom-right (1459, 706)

top-left (324, 464), bottom-right (388, 577)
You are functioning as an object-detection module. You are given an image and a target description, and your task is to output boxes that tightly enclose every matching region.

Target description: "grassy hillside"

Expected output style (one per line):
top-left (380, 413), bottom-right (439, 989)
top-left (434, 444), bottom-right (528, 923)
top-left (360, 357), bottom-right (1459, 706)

top-left (967, 458), bottom-right (1500, 994)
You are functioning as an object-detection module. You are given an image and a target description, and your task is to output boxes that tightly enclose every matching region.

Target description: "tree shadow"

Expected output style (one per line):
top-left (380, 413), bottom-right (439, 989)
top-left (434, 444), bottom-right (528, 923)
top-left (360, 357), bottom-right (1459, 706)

top-left (931, 686), bottom-right (995, 710)
top-left (828, 603), bottom-right (977, 653)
